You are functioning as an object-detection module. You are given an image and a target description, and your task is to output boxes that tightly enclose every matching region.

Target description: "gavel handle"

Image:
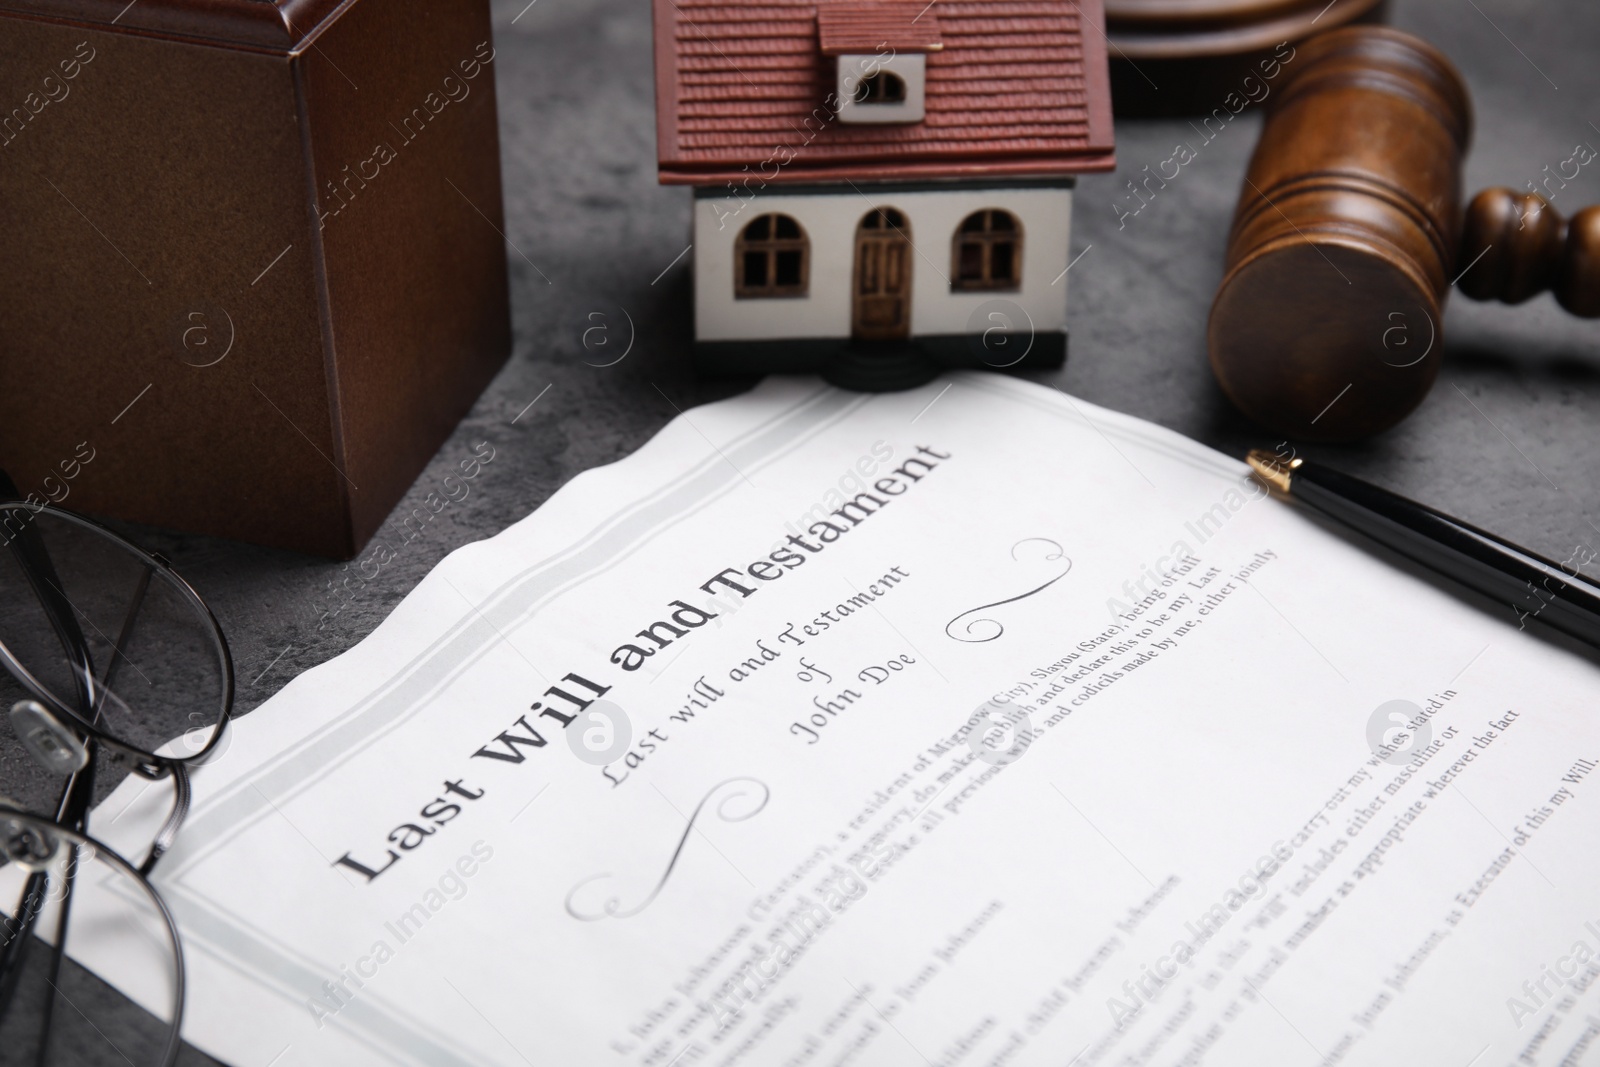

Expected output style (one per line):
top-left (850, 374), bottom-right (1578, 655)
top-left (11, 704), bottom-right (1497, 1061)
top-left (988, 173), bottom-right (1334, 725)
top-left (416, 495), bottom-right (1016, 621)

top-left (1456, 188), bottom-right (1600, 317)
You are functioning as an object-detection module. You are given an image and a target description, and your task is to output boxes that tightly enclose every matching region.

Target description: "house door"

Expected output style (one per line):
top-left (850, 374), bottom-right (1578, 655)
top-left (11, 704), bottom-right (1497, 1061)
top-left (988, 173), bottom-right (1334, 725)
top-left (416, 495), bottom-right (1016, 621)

top-left (852, 208), bottom-right (911, 341)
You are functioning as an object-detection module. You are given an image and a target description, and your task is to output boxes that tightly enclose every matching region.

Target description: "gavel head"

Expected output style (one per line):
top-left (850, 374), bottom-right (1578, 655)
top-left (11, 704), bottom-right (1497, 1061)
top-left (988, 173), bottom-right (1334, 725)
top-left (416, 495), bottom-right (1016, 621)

top-left (1208, 27), bottom-right (1472, 442)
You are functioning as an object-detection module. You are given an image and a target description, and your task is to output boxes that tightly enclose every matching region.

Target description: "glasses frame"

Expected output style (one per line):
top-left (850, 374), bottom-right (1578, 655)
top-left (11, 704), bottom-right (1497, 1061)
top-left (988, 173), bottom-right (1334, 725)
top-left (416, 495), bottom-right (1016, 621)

top-left (1, 472), bottom-right (232, 1066)
top-left (0, 493), bottom-right (236, 777)
top-left (0, 803), bottom-right (187, 1067)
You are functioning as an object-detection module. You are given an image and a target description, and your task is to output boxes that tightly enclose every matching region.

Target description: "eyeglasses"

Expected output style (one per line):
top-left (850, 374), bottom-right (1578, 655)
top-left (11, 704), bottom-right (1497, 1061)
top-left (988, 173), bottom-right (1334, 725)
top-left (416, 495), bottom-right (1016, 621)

top-left (0, 471), bottom-right (235, 1067)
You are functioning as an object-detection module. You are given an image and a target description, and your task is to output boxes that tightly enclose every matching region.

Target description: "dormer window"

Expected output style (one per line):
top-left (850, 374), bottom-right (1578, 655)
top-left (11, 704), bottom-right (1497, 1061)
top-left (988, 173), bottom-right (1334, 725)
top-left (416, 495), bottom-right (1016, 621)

top-left (835, 54), bottom-right (926, 123)
top-left (855, 70), bottom-right (906, 105)
top-left (817, 3), bottom-right (941, 125)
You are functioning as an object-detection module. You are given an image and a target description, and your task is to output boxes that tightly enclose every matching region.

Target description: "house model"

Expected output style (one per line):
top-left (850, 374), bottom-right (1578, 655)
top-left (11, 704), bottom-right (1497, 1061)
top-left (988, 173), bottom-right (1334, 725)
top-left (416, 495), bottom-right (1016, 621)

top-left (653, 0), bottom-right (1115, 389)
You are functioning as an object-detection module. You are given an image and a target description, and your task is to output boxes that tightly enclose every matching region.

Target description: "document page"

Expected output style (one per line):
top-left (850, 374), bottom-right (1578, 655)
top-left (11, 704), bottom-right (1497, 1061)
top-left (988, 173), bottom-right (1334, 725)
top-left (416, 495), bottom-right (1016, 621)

top-left (69, 374), bottom-right (1600, 1067)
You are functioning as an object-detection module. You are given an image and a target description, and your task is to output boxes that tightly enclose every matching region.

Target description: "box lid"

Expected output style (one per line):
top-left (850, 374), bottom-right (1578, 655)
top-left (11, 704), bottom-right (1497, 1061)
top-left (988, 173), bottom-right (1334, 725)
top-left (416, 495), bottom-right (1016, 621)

top-left (0, 0), bottom-right (349, 52)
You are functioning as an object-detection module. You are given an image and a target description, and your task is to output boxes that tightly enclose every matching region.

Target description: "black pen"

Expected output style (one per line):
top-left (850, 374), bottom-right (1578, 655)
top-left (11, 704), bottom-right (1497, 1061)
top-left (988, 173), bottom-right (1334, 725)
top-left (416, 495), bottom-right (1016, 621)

top-left (1246, 450), bottom-right (1600, 650)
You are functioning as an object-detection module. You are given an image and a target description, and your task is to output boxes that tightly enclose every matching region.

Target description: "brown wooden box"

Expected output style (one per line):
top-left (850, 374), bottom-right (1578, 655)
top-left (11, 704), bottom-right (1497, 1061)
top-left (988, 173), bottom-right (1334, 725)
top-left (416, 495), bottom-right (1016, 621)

top-left (0, 0), bottom-right (511, 558)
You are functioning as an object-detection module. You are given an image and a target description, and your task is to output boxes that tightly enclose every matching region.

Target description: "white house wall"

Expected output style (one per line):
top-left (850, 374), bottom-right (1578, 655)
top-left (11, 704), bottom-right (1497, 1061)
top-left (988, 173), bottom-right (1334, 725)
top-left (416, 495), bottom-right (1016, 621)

top-left (692, 185), bottom-right (1073, 342)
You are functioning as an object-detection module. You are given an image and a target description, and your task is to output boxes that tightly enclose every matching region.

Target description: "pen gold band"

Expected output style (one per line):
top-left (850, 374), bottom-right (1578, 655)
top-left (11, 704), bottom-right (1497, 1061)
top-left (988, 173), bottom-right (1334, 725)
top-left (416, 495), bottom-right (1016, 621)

top-left (1246, 450), bottom-right (1301, 495)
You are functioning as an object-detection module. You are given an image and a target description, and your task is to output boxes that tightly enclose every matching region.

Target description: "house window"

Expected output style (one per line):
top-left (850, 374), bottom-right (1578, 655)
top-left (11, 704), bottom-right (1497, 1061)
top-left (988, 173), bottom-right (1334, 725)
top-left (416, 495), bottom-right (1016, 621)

top-left (855, 71), bottom-right (906, 104)
top-left (952, 209), bottom-right (1023, 291)
top-left (735, 214), bottom-right (808, 298)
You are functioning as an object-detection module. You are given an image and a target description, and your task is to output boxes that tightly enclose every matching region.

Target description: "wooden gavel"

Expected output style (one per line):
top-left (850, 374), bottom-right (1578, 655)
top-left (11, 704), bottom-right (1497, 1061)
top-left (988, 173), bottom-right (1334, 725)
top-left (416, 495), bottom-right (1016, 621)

top-left (1208, 26), bottom-right (1600, 442)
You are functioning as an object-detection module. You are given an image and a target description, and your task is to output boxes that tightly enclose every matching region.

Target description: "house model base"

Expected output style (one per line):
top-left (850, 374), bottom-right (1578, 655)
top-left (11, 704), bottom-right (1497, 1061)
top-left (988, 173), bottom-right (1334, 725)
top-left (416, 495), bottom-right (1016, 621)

top-left (653, 0), bottom-right (1114, 391)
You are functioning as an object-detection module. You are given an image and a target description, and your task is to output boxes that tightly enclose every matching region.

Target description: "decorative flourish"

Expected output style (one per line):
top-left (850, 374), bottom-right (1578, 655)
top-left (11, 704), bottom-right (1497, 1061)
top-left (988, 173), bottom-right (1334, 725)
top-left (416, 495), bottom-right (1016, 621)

top-left (564, 777), bottom-right (770, 921)
top-left (945, 538), bottom-right (1072, 643)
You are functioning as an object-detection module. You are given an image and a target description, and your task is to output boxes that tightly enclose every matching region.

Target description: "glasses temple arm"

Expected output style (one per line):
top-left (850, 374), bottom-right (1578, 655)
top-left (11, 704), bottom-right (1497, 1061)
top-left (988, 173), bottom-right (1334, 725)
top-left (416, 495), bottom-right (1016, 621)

top-left (0, 756), bottom-right (92, 1044)
top-left (0, 871), bottom-right (48, 1024)
top-left (0, 477), bottom-right (97, 714)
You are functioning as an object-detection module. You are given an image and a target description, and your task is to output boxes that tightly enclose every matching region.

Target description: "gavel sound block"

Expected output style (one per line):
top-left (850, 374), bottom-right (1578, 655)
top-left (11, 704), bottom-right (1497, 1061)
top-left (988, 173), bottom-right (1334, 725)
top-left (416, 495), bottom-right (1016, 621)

top-left (1208, 26), bottom-right (1600, 442)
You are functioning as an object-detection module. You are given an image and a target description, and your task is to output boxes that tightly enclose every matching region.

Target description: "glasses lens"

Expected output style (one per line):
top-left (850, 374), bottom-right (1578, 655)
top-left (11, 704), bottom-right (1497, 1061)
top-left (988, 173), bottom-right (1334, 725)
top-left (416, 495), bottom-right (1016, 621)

top-left (0, 811), bottom-right (182, 1067)
top-left (0, 506), bottom-right (230, 763)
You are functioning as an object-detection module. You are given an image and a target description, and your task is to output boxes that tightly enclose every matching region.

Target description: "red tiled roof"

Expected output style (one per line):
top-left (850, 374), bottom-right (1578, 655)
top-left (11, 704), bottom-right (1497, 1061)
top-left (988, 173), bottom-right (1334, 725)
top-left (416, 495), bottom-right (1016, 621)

top-left (817, 3), bottom-right (944, 55)
top-left (653, 0), bottom-right (1116, 185)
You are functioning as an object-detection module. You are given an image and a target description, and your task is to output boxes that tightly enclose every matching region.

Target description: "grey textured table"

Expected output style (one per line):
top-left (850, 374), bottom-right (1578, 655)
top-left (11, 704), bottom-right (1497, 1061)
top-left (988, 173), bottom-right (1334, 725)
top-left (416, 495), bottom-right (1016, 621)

top-left (206, 0), bottom-right (1600, 727)
top-left (6, 0), bottom-right (1600, 1061)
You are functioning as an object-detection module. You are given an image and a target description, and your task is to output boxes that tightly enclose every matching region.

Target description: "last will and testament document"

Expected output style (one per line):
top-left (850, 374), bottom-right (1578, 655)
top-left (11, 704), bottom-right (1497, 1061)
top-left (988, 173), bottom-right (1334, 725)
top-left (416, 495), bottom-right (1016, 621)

top-left (71, 374), bottom-right (1600, 1066)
